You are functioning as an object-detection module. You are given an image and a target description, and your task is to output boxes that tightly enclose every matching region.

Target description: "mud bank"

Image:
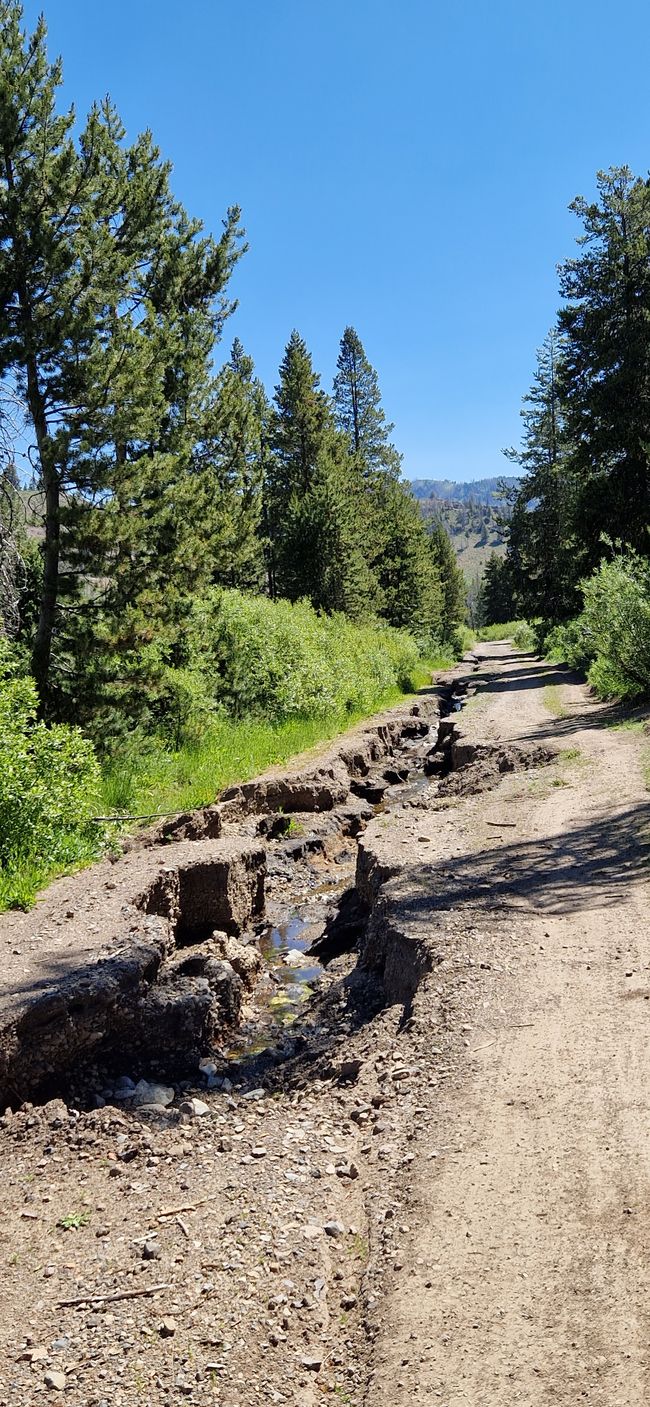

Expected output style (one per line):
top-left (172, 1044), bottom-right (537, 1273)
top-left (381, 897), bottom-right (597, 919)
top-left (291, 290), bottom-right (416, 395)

top-left (0, 694), bottom-right (445, 1107)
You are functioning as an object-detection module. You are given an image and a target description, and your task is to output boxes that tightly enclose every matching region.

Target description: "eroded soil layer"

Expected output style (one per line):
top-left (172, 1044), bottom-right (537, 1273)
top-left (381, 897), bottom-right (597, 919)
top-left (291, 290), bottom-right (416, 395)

top-left (0, 691), bottom-right (454, 1107)
top-left (3, 644), bottom-right (641, 1407)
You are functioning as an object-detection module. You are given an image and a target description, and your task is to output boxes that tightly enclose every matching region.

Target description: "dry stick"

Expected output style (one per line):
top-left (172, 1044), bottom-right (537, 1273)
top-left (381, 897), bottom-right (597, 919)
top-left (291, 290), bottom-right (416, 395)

top-left (92, 810), bottom-right (191, 823)
top-left (157, 1196), bottom-right (210, 1219)
top-left (58, 1282), bottom-right (170, 1308)
top-left (486, 820), bottom-right (518, 827)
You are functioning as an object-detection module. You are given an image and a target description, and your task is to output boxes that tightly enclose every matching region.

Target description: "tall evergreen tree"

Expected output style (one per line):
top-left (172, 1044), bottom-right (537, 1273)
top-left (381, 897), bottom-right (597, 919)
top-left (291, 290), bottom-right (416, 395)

top-left (333, 326), bottom-right (444, 637)
top-left (428, 521), bottom-right (466, 636)
top-left (333, 326), bottom-right (400, 478)
top-left (0, 2), bottom-right (244, 714)
top-left (373, 477), bottom-right (443, 642)
top-left (278, 444), bottom-right (377, 618)
top-left (203, 339), bottom-right (268, 592)
top-left (504, 329), bottom-right (577, 620)
top-left (479, 552), bottom-right (518, 626)
top-left (267, 331), bottom-right (375, 614)
top-left (558, 166), bottom-right (650, 557)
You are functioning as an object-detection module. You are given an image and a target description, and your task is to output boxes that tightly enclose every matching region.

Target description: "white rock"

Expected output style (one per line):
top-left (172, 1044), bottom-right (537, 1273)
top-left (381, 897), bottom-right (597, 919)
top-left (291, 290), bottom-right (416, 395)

top-left (283, 948), bottom-right (308, 967)
top-left (44, 1371), bottom-right (66, 1392)
top-left (180, 1097), bottom-right (209, 1118)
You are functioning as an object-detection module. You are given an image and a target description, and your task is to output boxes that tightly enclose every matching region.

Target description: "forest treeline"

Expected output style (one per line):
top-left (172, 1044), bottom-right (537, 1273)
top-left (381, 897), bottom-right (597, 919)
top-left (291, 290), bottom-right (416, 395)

top-left (482, 165), bottom-right (650, 699)
top-left (0, 5), bottom-right (465, 905)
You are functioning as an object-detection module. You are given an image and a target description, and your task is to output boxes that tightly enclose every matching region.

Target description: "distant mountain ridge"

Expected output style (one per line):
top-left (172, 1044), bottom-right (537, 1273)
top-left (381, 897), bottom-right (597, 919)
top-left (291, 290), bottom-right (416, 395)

top-left (408, 476), bottom-right (519, 505)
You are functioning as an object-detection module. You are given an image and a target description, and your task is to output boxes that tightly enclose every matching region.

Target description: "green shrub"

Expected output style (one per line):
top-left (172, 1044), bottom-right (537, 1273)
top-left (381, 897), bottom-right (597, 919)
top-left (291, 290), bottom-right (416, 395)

top-left (544, 617), bottom-right (595, 670)
top-left (512, 621), bottom-right (537, 651)
top-left (188, 589), bottom-right (421, 722)
top-left (579, 550), bottom-right (650, 699)
top-left (543, 550), bottom-right (650, 700)
top-left (0, 645), bottom-right (104, 908)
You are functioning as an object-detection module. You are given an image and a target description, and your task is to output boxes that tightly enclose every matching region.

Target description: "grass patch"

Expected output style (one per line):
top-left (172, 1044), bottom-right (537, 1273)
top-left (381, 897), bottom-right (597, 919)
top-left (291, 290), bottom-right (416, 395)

top-left (476, 620), bottom-right (523, 641)
top-left (558, 746), bottom-right (582, 762)
top-left (100, 690), bottom-right (412, 821)
top-left (542, 684), bottom-right (568, 718)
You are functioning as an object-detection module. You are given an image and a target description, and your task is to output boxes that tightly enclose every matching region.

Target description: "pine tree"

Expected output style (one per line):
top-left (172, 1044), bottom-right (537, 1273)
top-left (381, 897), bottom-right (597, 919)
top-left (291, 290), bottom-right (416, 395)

top-left (0, 2), bottom-right (245, 716)
top-left (373, 478), bottom-right (443, 643)
top-left (480, 553), bottom-right (518, 626)
top-left (503, 329), bottom-right (577, 621)
top-left (202, 339), bottom-right (268, 591)
top-left (558, 167), bottom-right (650, 557)
top-left (267, 332), bottom-right (375, 614)
top-left (428, 522), bottom-right (466, 638)
top-left (279, 446), bottom-right (377, 618)
top-left (333, 326), bottom-right (400, 478)
top-left (333, 326), bottom-right (444, 636)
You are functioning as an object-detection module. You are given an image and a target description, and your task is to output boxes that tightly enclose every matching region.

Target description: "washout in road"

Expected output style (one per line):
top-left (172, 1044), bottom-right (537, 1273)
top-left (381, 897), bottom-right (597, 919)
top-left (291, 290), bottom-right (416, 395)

top-left (0, 642), bottom-right (648, 1406)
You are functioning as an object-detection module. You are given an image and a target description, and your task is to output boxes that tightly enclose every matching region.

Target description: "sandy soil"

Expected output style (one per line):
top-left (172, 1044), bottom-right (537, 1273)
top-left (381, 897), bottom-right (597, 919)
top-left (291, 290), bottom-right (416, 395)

top-left (368, 644), bottom-right (650, 1406)
top-left (1, 643), bottom-right (649, 1406)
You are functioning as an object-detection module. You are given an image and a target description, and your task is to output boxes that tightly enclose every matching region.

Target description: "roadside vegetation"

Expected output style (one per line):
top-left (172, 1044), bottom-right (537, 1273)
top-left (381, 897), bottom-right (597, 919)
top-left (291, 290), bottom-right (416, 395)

top-left (477, 167), bottom-right (650, 705)
top-left (476, 620), bottom-right (536, 649)
top-left (0, 6), bottom-right (469, 910)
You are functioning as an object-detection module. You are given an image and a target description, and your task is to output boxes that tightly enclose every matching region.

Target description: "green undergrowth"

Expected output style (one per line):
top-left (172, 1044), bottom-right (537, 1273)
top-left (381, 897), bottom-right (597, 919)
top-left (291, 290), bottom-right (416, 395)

top-left (476, 620), bottom-right (520, 641)
top-left (1, 585), bottom-right (465, 911)
top-left (100, 688), bottom-right (409, 820)
top-left (476, 620), bottom-right (537, 649)
top-left (0, 647), bottom-right (105, 912)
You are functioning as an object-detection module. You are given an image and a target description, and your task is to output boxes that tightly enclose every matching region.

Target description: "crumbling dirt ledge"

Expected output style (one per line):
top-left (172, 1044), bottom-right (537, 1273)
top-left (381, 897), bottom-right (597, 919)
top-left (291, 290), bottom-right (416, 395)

top-left (0, 693), bottom-right (441, 1107)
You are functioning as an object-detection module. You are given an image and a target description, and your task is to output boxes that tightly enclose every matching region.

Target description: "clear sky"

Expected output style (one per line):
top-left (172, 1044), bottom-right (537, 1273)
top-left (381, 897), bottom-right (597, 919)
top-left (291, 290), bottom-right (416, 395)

top-left (20, 0), bottom-right (650, 481)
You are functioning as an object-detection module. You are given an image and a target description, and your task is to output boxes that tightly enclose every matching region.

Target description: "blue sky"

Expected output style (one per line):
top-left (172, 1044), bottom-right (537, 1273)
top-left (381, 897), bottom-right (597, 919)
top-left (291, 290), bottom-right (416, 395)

top-left (21, 0), bottom-right (650, 481)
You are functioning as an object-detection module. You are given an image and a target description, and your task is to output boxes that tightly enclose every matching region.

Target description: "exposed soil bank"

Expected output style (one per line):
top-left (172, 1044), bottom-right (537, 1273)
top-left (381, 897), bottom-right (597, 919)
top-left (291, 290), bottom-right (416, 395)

top-left (0, 691), bottom-right (451, 1107)
top-left (2, 644), bottom-right (646, 1407)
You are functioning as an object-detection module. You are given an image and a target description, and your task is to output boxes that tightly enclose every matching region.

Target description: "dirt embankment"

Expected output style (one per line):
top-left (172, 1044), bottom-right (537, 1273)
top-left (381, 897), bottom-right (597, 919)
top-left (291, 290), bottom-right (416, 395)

top-left (0, 692), bottom-right (448, 1108)
top-left (2, 643), bottom-right (647, 1407)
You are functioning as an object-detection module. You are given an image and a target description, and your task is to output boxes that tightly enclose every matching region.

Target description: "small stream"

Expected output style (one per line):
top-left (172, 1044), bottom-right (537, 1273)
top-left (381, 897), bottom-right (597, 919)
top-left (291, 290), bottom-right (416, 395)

top-left (226, 682), bottom-right (472, 1063)
top-left (226, 883), bottom-right (349, 1060)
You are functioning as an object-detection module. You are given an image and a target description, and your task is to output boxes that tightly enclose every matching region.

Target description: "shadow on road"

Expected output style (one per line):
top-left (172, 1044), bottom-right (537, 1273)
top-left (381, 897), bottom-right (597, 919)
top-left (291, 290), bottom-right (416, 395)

top-left (394, 803), bottom-right (650, 918)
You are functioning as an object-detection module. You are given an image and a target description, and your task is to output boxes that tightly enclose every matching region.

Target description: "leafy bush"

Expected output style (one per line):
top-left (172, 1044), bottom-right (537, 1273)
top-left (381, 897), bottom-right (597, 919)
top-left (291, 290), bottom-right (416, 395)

top-left (188, 590), bottom-right (421, 722)
top-left (0, 645), bottom-right (104, 908)
top-left (543, 618), bottom-right (595, 670)
top-left (544, 549), bottom-right (650, 700)
top-left (512, 621), bottom-right (537, 650)
top-left (580, 550), bottom-right (650, 699)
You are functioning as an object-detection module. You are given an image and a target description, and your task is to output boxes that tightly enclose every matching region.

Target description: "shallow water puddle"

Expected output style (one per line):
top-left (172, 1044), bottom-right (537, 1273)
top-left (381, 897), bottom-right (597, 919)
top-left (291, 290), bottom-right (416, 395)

top-left (261, 913), bottom-right (324, 989)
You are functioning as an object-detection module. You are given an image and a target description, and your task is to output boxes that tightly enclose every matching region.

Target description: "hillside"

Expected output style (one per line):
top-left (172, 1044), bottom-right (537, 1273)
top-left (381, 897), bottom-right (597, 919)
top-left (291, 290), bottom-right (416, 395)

top-left (408, 475), bottom-right (519, 505)
top-left (415, 486), bottom-right (510, 579)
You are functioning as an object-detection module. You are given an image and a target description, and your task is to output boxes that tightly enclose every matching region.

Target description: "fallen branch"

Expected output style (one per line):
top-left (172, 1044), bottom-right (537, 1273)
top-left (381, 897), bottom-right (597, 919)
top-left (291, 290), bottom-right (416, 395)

top-left (92, 809), bottom-right (194, 823)
top-left (58, 1281), bottom-right (170, 1308)
top-left (157, 1197), bottom-right (210, 1219)
top-left (486, 820), bottom-right (517, 828)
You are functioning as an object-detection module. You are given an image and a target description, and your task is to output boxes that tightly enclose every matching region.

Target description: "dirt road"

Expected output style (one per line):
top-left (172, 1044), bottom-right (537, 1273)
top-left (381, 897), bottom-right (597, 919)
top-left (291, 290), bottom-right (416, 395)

top-left (1, 642), bottom-right (649, 1407)
top-left (370, 642), bottom-right (650, 1405)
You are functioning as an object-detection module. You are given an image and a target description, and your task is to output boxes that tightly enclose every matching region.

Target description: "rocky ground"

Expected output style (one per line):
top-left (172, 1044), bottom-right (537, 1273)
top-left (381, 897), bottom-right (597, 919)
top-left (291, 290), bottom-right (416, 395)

top-left (1, 644), bottom-right (648, 1405)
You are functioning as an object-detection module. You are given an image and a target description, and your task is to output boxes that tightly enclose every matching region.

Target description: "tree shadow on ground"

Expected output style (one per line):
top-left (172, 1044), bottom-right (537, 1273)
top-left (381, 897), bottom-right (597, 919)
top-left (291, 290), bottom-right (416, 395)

top-left (392, 803), bottom-right (650, 920)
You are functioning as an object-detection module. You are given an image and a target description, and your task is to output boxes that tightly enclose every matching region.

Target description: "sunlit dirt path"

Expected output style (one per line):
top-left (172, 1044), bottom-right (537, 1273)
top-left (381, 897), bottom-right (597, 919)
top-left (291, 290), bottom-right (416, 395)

top-left (369, 643), bottom-right (650, 1406)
